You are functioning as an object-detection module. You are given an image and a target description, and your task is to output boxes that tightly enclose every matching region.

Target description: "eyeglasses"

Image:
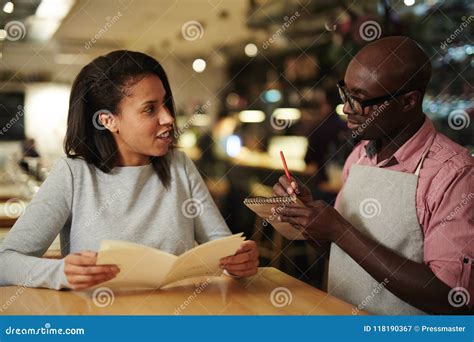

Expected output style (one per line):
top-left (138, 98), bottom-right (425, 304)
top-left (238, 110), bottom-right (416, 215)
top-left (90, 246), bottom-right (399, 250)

top-left (337, 80), bottom-right (417, 114)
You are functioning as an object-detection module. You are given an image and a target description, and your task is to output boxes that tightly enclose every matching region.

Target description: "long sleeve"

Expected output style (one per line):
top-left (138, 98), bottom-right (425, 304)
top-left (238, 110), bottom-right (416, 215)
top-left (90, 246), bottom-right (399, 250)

top-left (182, 154), bottom-right (232, 244)
top-left (423, 165), bottom-right (474, 307)
top-left (0, 158), bottom-right (73, 290)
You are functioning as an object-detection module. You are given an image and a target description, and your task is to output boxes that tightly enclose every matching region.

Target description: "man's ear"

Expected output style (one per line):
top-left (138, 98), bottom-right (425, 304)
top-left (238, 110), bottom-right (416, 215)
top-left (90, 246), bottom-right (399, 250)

top-left (401, 91), bottom-right (421, 112)
top-left (99, 111), bottom-right (118, 133)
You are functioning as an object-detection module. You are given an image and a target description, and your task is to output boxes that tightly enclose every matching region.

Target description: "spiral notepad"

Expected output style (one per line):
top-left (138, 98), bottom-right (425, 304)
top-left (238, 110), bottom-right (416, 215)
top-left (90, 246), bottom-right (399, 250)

top-left (243, 195), bottom-right (306, 240)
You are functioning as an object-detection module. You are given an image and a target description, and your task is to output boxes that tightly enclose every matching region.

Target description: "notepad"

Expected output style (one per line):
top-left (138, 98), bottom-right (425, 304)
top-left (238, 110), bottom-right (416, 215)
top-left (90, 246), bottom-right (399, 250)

top-left (96, 233), bottom-right (245, 289)
top-left (244, 195), bottom-right (307, 240)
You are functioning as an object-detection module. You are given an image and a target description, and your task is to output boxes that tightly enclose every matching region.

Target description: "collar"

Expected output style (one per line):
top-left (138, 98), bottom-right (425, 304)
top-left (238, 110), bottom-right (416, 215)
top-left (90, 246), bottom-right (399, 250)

top-left (362, 116), bottom-right (436, 173)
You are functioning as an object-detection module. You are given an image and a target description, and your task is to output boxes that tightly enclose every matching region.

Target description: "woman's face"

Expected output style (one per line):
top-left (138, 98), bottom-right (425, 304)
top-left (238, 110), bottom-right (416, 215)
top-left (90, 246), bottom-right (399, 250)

top-left (112, 74), bottom-right (175, 165)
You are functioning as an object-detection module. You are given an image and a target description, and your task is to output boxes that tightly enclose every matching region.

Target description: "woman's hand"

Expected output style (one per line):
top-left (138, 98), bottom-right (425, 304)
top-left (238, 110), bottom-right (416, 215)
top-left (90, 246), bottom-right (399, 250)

top-left (64, 251), bottom-right (120, 290)
top-left (219, 240), bottom-right (259, 277)
top-left (273, 175), bottom-right (313, 204)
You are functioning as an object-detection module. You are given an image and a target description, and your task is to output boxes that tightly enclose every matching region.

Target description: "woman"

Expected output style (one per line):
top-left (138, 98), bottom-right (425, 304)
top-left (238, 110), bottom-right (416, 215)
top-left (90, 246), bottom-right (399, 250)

top-left (0, 50), bottom-right (259, 290)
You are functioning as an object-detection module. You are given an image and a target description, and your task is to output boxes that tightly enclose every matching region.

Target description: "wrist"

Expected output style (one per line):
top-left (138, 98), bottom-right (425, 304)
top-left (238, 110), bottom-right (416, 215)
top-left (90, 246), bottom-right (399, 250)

top-left (329, 219), bottom-right (353, 244)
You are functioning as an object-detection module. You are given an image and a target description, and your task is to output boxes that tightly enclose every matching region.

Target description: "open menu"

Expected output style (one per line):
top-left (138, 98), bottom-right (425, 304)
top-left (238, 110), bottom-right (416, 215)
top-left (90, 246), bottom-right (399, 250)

top-left (95, 233), bottom-right (245, 289)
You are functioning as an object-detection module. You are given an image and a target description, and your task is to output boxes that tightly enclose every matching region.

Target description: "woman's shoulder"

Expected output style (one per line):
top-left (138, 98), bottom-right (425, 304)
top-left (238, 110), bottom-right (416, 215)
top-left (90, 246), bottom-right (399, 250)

top-left (53, 152), bottom-right (197, 180)
top-left (169, 149), bottom-right (192, 168)
top-left (168, 149), bottom-right (202, 180)
top-left (48, 156), bottom-right (96, 181)
top-left (59, 156), bottom-right (91, 170)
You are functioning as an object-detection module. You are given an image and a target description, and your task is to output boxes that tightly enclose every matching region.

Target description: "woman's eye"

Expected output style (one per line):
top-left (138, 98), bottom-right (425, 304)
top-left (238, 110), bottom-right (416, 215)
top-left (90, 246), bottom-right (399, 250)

top-left (145, 106), bottom-right (155, 113)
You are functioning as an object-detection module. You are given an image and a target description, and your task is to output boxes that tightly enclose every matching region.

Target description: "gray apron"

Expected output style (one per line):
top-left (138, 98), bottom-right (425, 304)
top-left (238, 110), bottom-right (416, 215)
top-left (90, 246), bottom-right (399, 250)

top-left (330, 143), bottom-right (432, 315)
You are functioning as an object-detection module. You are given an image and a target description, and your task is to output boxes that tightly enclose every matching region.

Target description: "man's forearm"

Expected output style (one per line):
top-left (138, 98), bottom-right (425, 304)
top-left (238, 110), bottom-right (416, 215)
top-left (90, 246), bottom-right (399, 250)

top-left (333, 223), bottom-right (470, 314)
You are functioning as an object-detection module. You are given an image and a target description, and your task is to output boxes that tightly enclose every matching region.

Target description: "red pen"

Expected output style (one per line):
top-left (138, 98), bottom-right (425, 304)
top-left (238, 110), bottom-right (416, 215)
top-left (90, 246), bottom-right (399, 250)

top-left (280, 150), bottom-right (292, 182)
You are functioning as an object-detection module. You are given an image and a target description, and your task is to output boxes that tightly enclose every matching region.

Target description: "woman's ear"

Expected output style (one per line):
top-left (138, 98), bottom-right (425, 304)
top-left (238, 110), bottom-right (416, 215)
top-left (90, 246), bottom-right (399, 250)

top-left (99, 111), bottom-right (119, 133)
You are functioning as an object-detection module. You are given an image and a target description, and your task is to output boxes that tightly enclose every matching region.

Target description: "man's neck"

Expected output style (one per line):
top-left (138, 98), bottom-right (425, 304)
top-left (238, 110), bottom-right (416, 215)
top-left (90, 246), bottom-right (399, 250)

top-left (374, 114), bottom-right (425, 164)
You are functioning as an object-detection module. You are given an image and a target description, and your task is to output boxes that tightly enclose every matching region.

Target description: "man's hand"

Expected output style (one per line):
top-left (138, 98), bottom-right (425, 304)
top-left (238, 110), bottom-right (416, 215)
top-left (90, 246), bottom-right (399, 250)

top-left (272, 175), bottom-right (313, 204)
top-left (273, 200), bottom-right (349, 242)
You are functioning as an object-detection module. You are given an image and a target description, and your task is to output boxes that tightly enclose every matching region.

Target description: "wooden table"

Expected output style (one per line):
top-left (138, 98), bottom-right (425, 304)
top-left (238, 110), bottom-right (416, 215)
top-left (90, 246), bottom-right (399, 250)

top-left (0, 267), bottom-right (368, 315)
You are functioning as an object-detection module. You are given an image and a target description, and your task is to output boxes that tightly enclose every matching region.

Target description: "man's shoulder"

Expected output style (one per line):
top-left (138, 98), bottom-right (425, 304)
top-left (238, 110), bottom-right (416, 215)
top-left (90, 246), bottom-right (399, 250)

top-left (429, 131), bottom-right (473, 171)
top-left (423, 131), bottom-right (473, 198)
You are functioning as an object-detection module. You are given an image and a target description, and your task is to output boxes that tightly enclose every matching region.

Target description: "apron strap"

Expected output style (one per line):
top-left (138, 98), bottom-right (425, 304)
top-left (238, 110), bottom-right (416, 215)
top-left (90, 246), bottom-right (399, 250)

top-left (414, 143), bottom-right (432, 176)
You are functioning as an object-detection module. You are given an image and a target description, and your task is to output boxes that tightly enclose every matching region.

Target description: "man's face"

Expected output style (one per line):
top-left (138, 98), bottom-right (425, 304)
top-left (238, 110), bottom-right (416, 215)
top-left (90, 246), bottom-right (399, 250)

top-left (342, 60), bottom-right (407, 141)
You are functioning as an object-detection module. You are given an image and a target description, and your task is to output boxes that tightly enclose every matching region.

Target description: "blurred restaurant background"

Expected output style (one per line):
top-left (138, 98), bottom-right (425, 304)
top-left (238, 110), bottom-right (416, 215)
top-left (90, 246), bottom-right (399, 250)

top-left (0, 0), bottom-right (472, 288)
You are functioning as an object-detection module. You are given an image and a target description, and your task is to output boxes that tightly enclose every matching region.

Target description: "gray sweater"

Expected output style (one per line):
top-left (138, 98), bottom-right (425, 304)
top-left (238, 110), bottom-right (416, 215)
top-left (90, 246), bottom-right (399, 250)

top-left (0, 150), bottom-right (231, 290)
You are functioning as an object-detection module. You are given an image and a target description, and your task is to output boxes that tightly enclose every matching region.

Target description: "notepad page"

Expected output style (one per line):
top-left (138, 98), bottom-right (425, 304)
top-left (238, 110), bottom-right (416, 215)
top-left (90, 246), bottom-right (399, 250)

top-left (244, 196), bottom-right (306, 240)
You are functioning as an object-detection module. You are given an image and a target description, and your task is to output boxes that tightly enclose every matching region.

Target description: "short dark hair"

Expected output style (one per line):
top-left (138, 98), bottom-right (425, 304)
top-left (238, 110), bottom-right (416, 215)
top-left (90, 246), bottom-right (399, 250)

top-left (64, 50), bottom-right (177, 187)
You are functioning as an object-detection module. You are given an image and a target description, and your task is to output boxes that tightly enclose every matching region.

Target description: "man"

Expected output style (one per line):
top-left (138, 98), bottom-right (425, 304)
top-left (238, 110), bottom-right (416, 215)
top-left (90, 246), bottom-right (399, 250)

top-left (272, 36), bottom-right (473, 315)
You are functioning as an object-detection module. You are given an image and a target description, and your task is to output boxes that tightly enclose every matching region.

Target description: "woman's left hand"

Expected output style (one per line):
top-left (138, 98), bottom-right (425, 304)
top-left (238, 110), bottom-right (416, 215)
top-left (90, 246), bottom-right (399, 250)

top-left (219, 240), bottom-right (259, 277)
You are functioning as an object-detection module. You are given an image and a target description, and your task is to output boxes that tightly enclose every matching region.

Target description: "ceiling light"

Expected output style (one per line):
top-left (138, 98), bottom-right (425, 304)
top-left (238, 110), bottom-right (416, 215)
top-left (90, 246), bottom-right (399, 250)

top-left (3, 2), bottom-right (14, 14)
top-left (238, 110), bottom-right (265, 123)
top-left (192, 58), bottom-right (206, 73)
top-left (244, 43), bottom-right (258, 57)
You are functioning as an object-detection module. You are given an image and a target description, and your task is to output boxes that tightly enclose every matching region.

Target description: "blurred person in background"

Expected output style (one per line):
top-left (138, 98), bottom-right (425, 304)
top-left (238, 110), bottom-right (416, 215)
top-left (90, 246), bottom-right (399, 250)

top-left (302, 87), bottom-right (349, 203)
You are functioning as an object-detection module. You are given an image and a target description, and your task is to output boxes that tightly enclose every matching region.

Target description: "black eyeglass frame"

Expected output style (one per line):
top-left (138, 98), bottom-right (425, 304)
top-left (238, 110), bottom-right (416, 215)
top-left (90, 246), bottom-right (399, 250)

top-left (336, 80), bottom-right (419, 113)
